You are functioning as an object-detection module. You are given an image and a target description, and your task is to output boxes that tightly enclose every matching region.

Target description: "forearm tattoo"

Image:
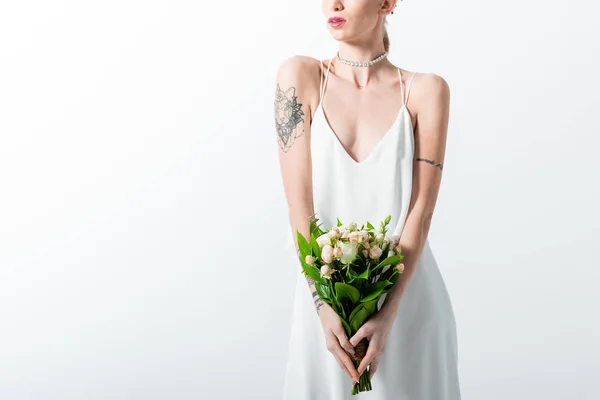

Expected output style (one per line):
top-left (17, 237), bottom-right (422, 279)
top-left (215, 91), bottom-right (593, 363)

top-left (416, 157), bottom-right (443, 171)
top-left (296, 245), bottom-right (324, 315)
top-left (306, 276), bottom-right (324, 315)
top-left (314, 297), bottom-right (324, 315)
top-left (274, 83), bottom-right (305, 152)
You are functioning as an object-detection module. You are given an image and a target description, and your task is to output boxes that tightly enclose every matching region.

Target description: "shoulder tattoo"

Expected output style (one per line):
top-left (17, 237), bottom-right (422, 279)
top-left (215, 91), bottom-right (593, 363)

top-left (274, 83), bottom-right (305, 152)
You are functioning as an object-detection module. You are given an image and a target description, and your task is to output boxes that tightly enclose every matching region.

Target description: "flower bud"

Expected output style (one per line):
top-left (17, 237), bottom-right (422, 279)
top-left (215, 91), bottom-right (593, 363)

top-left (395, 243), bottom-right (402, 254)
top-left (316, 233), bottom-right (332, 248)
top-left (348, 231), bottom-right (360, 242)
top-left (390, 234), bottom-right (401, 250)
top-left (321, 264), bottom-right (333, 278)
top-left (333, 245), bottom-right (343, 258)
top-left (359, 230), bottom-right (369, 243)
top-left (369, 246), bottom-right (383, 260)
top-left (322, 244), bottom-right (334, 264)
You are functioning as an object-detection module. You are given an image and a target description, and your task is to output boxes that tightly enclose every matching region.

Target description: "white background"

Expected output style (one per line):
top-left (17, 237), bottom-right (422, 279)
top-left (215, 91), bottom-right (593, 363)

top-left (1, 1), bottom-right (599, 399)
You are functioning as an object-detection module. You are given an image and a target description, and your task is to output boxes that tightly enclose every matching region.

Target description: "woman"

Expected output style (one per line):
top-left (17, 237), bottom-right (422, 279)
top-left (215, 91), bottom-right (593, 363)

top-left (274, 1), bottom-right (461, 399)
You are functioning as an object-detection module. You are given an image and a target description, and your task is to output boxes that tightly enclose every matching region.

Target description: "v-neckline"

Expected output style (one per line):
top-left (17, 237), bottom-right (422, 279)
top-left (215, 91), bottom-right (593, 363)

top-left (317, 102), bottom-right (412, 165)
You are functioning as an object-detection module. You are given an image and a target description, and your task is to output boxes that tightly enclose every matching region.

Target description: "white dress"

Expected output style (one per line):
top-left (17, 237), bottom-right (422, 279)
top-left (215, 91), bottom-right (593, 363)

top-left (281, 56), bottom-right (462, 400)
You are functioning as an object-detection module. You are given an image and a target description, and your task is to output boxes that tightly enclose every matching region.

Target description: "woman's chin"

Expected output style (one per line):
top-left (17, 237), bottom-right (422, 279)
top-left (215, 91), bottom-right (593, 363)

top-left (329, 31), bottom-right (349, 41)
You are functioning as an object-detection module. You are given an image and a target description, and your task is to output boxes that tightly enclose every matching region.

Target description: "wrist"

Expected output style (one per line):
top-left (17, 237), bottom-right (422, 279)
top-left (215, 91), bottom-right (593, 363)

top-left (379, 287), bottom-right (403, 320)
top-left (379, 300), bottom-right (398, 322)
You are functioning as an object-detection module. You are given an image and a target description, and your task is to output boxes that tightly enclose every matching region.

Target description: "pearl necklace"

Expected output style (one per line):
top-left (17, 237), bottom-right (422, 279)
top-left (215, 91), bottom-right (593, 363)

top-left (335, 51), bottom-right (388, 89)
top-left (336, 51), bottom-right (388, 67)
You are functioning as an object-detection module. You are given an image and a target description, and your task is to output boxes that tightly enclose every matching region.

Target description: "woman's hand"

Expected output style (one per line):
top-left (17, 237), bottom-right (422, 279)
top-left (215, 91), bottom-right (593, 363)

top-left (348, 307), bottom-right (396, 379)
top-left (318, 302), bottom-right (361, 384)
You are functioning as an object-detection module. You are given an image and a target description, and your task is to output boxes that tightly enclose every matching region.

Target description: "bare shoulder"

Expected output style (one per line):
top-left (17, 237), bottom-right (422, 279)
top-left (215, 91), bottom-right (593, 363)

top-left (275, 55), bottom-right (323, 120)
top-left (409, 72), bottom-right (450, 106)
top-left (276, 55), bottom-right (321, 87)
top-left (409, 72), bottom-right (451, 139)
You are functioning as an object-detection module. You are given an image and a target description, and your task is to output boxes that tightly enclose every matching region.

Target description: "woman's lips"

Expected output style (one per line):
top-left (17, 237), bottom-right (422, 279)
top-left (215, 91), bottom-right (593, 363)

top-left (328, 18), bottom-right (346, 28)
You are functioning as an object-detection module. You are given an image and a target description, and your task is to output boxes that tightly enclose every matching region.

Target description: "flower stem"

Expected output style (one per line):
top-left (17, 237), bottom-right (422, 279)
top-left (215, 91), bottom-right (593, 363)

top-left (350, 356), bottom-right (373, 394)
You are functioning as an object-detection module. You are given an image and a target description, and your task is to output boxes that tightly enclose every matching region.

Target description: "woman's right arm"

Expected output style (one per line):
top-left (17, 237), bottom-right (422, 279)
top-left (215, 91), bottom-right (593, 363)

top-left (274, 56), bottom-right (359, 384)
top-left (273, 55), bottom-right (320, 305)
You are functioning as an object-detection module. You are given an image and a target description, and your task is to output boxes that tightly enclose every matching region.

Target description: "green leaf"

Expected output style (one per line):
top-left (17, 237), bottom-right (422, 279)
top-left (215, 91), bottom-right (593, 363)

top-left (309, 234), bottom-right (321, 259)
top-left (366, 221), bottom-right (375, 230)
top-left (332, 297), bottom-right (347, 320)
top-left (373, 255), bottom-right (401, 271)
top-left (341, 318), bottom-right (352, 337)
top-left (346, 264), bottom-right (370, 284)
top-left (337, 217), bottom-right (343, 227)
top-left (356, 265), bottom-right (371, 280)
top-left (379, 264), bottom-right (399, 282)
top-left (348, 300), bottom-right (378, 332)
top-left (360, 289), bottom-right (385, 303)
top-left (315, 281), bottom-right (332, 301)
top-left (388, 269), bottom-right (400, 285)
top-left (309, 215), bottom-right (325, 237)
top-left (297, 230), bottom-right (312, 258)
top-left (379, 242), bottom-right (389, 259)
top-left (335, 282), bottom-right (360, 304)
top-left (384, 215), bottom-right (391, 225)
top-left (301, 263), bottom-right (326, 285)
top-left (360, 280), bottom-right (393, 302)
top-left (315, 224), bottom-right (325, 237)
top-left (346, 266), bottom-right (357, 281)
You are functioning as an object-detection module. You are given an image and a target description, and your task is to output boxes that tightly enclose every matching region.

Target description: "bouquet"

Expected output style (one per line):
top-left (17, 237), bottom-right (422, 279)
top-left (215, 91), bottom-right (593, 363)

top-left (296, 214), bottom-right (405, 395)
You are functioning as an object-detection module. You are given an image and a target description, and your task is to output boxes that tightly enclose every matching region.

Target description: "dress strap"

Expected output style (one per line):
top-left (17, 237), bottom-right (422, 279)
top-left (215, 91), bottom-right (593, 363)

top-left (397, 68), bottom-right (405, 106)
top-left (320, 56), bottom-right (335, 103)
top-left (319, 60), bottom-right (324, 102)
top-left (397, 69), bottom-right (418, 106)
top-left (405, 72), bottom-right (418, 105)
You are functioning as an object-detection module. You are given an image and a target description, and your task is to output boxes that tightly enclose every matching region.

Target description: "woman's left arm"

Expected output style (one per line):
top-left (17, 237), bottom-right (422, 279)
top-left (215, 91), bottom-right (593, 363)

top-left (380, 72), bottom-right (451, 319)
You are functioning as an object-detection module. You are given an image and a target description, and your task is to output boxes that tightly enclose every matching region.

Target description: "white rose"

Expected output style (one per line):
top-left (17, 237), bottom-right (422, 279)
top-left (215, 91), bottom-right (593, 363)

top-left (396, 263), bottom-right (405, 273)
top-left (321, 244), bottom-right (334, 264)
top-left (340, 241), bottom-right (359, 264)
top-left (376, 232), bottom-right (385, 241)
top-left (362, 249), bottom-right (369, 257)
top-left (305, 255), bottom-right (315, 265)
top-left (329, 227), bottom-right (341, 238)
top-left (348, 222), bottom-right (357, 231)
